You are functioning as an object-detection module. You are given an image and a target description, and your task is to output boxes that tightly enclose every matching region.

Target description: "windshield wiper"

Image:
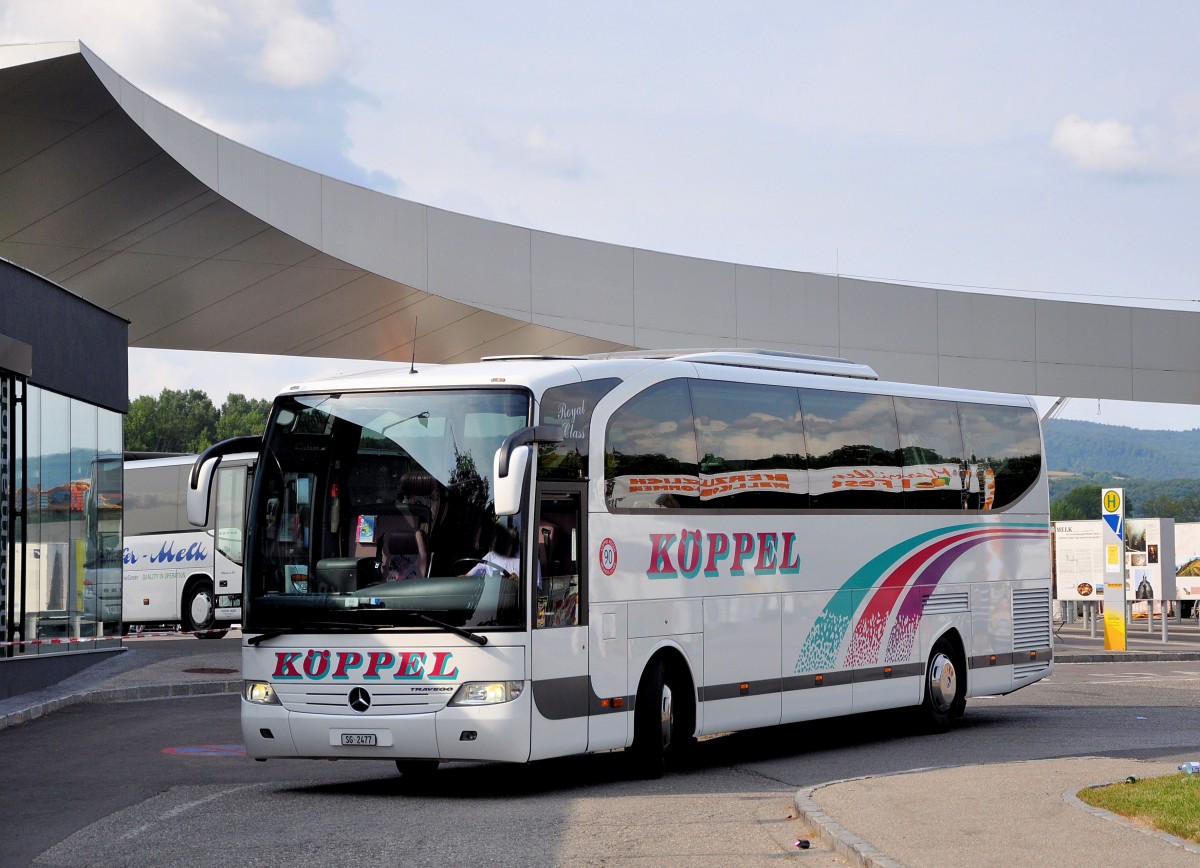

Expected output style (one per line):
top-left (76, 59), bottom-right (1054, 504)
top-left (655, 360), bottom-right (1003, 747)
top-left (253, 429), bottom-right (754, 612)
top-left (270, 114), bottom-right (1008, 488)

top-left (247, 622), bottom-right (394, 646)
top-left (400, 611), bottom-right (488, 646)
top-left (247, 616), bottom-right (488, 647)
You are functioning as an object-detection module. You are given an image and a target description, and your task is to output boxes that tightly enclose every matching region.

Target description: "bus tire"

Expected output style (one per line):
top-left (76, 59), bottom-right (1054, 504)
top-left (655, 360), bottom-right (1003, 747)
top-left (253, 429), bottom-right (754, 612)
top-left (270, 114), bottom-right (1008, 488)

top-left (919, 636), bottom-right (966, 731)
top-left (183, 579), bottom-right (218, 637)
top-left (629, 657), bottom-right (690, 779)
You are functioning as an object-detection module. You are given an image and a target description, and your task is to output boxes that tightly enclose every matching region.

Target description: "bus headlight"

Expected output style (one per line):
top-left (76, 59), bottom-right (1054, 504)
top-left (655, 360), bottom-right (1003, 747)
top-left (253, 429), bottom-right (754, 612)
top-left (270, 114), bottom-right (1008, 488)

top-left (243, 680), bottom-right (281, 705)
top-left (448, 681), bottom-right (524, 706)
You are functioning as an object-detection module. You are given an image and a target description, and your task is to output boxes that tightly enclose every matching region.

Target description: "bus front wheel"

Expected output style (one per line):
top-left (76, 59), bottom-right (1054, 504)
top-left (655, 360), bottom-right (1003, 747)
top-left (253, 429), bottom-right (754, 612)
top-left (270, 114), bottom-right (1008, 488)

top-left (184, 581), bottom-right (227, 639)
top-left (630, 657), bottom-right (690, 779)
top-left (920, 637), bottom-right (966, 730)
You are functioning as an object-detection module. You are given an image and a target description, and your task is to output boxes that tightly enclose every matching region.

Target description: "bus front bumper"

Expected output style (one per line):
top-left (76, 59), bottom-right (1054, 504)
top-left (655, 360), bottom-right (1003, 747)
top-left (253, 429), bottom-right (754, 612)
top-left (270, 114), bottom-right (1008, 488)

top-left (241, 688), bottom-right (533, 765)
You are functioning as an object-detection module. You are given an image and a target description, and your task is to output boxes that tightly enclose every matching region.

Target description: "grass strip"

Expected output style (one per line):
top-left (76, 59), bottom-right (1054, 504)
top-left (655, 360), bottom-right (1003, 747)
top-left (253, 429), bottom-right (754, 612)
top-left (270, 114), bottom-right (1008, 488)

top-left (1078, 773), bottom-right (1200, 843)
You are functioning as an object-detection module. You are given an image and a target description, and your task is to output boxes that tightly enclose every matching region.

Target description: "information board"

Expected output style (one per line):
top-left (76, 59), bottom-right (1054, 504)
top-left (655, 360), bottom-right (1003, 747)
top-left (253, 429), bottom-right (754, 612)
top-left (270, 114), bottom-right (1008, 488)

top-left (1052, 521), bottom-right (1104, 601)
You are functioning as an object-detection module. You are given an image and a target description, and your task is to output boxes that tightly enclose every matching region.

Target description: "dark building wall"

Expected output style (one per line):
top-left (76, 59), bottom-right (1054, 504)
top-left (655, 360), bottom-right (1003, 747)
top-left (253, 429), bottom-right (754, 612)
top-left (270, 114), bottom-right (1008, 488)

top-left (0, 649), bottom-right (125, 700)
top-left (0, 258), bottom-right (127, 412)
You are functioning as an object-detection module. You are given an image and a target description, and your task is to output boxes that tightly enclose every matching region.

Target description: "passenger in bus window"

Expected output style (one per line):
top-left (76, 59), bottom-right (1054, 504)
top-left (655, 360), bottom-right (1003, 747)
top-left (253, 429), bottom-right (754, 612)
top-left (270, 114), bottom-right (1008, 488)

top-left (465, 523), bottom-right (542, 586)
top-left (465, 524), bottom-right (522, 579)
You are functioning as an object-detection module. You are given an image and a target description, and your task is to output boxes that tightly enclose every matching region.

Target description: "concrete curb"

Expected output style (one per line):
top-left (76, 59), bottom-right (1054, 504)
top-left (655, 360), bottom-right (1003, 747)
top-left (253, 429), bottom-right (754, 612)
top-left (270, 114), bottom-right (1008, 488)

top-left (1057, 652), bottom-right (1200, 663)
top-left (794, 776), bottom-right (905, 868)
top-left (0, 679), bottom-right (240, 732)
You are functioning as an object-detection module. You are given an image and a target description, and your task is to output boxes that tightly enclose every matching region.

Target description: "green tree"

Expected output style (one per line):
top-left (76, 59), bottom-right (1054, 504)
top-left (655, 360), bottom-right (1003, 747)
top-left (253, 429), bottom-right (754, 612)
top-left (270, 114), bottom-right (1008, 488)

top-left (124, 389), bottom-right (218, 453)
top-left (1137, 493), bottom-right (1200, 521)
top-left (215, 393), bottom-right (271, 441)
top-left (1051, 485), bottom-right (1137, 522)
top-left (126, 390), bottom-right (274, 454)
top-left (1050, 485), bottom-right (1103, 521)
top-left (123, 395), bottom-right (159, 452)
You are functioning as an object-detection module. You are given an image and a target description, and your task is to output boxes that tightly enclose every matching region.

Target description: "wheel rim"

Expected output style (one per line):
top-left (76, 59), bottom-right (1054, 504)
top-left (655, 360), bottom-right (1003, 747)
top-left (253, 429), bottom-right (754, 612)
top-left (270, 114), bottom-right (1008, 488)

top-left (659, 681), bottom-right (674, 750)
top-left (190, 588), bottom-right (213, 628)
top-left (927, 652), bottom-right (957, 713)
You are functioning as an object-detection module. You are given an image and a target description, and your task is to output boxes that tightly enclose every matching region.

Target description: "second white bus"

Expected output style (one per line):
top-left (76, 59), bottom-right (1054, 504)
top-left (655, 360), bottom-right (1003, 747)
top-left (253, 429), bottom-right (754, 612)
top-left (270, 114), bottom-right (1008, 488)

top-left (124, 452), bottom-right (255, 638)
top-left (190, 350), bottom-right (1051, 776)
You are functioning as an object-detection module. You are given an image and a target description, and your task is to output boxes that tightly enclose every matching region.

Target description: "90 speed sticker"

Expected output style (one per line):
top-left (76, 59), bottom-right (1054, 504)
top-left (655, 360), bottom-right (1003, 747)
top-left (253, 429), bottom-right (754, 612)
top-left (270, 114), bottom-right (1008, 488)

top-left (599, 538), bottom-right (618, 576)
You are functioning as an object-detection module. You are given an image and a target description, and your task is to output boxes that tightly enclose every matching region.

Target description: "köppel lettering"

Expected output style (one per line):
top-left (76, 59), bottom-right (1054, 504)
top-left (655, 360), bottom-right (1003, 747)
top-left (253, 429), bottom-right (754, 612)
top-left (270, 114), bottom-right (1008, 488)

top-left (647, 529), bottom-right (801, 579)
top-left (271, 649), bottom-right (460, 682)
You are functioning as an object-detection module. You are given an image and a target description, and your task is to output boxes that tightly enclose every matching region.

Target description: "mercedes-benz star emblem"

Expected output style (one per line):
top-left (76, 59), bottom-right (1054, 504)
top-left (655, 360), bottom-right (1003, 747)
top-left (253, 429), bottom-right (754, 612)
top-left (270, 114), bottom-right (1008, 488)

top-left (348, 687), bottom-right (372, 713)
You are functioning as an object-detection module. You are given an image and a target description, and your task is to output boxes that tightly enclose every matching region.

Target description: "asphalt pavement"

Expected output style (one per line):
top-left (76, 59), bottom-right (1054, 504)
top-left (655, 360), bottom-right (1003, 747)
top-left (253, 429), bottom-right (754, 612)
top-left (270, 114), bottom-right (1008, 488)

top-left (0, 631), bottom-right (243, 732)
top-left (3, 618), bottom-right (1200, 866)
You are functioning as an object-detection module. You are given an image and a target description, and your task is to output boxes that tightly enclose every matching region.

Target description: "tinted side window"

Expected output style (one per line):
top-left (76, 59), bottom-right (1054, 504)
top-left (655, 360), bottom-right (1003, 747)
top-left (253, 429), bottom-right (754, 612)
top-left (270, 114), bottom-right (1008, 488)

top-left (895, 397), bottom-right (965, 510)
top-left (691, 379), bottom-right (808, 510)
top-left (802, 390), bottom-right (901, 509)
top-left (124, 464), bottom-right (186, 535)
top-left (959, 403), bottom-right (1042, 510)
top-left (605, 379), bottom-right (700, 509)
top-left (539, 378), bottom-right (621, 480)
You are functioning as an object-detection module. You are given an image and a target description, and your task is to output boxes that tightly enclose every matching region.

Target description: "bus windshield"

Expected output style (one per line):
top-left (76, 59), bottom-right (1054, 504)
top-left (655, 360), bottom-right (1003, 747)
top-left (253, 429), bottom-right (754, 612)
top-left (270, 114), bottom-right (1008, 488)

top-left (245, 388), bottom-right (532, 633)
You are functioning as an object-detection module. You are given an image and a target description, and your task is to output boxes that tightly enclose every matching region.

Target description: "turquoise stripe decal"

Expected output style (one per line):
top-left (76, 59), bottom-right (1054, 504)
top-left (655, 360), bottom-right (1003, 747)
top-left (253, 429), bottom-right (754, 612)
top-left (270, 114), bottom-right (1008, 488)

top-left (793, 522), bottom-right (1046, 674)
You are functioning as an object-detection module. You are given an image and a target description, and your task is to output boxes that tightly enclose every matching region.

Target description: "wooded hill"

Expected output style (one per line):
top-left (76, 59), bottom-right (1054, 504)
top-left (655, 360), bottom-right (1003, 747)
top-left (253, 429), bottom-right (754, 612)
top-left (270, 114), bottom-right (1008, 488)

top-left (1044, 419), bottom-right (1200, 480)
top-left (1043, 419), bottom-right (1200, 519)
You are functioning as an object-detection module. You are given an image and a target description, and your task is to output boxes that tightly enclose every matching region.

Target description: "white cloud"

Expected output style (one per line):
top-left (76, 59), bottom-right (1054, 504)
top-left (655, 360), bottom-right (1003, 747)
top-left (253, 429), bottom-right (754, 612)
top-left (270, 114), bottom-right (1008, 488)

top-left (1050, 113), bottom-right (1150, 174)
top-left (1050, 112), bottom-right (1200, 177)
top-left (0, 0), bottom-right (230, 81)
top-left (0, 0), bottom-right (347, 123)
top-left (251, 4), bottom-right (345, 88)
top-left (469, 123), bottom-right (589, 181)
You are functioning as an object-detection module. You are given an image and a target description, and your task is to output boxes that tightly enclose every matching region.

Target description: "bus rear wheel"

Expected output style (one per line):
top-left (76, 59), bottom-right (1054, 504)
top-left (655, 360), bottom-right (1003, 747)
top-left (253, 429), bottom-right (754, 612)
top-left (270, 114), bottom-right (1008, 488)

top-left (184, 580), bottom-right (227, 639)
top-left (920, 637), bottom-right (966, 731)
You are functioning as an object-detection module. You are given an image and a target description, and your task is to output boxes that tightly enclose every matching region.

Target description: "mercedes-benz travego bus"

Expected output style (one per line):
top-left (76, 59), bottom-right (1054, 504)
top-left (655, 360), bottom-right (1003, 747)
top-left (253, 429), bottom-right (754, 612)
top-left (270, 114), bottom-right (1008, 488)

top-left (188, 350), bottom-right (1052, 778)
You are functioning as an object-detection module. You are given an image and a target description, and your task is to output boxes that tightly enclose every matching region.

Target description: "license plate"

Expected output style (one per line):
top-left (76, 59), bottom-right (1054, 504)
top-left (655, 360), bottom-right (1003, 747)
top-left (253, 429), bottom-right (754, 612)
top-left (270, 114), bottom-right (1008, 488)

top-left (341, 733), bottom-right (377, 746)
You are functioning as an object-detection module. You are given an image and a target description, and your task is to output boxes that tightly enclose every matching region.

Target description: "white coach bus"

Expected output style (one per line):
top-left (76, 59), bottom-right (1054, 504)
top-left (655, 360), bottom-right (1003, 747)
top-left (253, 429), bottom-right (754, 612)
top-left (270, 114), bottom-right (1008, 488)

top-left (124, 452), bottom-right (255, 638)
top-left (189, 350), bottom-right (1051, 777)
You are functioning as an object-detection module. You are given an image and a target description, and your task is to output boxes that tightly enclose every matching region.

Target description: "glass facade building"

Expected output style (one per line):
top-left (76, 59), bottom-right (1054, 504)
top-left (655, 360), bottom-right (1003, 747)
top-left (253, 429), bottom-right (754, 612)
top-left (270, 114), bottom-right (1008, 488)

top-left (1, 259), bottom-right (128, 680)
top-left (2, 380), bottom-right (123, 654)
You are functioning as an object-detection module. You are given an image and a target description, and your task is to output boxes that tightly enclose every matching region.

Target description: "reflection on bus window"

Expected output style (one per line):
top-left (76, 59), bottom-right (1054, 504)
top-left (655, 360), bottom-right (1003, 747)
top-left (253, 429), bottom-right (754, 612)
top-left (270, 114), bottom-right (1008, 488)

top-left (896, 397), bottom-right (965, 510)
top-left (801, 389), bottom-right (901, 510)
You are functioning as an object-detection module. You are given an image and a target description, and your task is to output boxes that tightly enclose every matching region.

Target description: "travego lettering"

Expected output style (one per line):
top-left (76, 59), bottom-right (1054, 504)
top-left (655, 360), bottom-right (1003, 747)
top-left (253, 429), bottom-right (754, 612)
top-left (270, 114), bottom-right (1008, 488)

top-left (272, 649), bottom-right (460, 681)
top-left (647, 529), bottom-right (801, 579)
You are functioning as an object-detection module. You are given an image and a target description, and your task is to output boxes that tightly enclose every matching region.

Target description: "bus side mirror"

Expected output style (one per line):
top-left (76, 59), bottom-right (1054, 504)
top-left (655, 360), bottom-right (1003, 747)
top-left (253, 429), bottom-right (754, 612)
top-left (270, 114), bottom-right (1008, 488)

top-left (493, 425), bottom-right (563, 517)
top-left (187, 435), bottom-right (262, 527)
top-left (187, 456), bottom-right (218, 527)
top-left (494, 446), bottom-right (529, 516)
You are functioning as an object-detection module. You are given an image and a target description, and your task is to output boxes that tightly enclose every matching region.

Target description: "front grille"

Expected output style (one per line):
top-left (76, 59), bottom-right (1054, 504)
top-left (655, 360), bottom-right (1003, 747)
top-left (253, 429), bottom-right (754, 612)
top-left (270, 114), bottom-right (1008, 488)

top-left (285, 686), bottom-right (448, 715)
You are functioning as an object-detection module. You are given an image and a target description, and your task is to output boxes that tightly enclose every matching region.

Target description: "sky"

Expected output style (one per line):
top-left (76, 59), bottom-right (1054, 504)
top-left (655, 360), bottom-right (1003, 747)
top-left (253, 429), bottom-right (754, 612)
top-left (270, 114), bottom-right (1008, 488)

top-left (5, 1), bottom-right (1200, 428)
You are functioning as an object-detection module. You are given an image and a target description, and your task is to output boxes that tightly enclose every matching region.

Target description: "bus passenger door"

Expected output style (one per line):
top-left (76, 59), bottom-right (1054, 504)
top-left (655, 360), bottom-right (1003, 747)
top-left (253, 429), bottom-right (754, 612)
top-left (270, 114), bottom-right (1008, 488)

top-left (212, 462), bottom-right (251, 621)
top-left (529, 487), bottom-right (589, 760)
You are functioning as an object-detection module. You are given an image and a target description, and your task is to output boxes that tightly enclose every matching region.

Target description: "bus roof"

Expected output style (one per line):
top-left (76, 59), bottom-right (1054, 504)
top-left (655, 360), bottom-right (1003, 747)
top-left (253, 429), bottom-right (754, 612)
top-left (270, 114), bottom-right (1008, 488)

top-left (276, 350), bottom-right (1034, 409)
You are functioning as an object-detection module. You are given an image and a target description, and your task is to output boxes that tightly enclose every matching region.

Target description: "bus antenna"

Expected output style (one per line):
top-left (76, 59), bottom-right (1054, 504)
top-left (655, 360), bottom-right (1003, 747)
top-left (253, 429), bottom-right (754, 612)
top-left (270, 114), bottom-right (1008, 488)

top-left (409, 317), bottom-right (418, 374)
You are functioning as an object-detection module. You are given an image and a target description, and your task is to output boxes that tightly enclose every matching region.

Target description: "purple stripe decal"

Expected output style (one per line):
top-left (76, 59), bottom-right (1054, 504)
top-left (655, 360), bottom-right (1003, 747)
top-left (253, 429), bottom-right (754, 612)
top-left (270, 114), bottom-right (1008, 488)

top-left (883, 529), bottom-right (1043, 664)
top-left (843, 528), bottom-right (1000, 668)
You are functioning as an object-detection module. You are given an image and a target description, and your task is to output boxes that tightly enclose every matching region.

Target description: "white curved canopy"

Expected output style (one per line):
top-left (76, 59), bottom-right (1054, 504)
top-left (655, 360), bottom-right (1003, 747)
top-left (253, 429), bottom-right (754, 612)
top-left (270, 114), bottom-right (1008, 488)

top-left (2, 41), bottom-right (1198, 404)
